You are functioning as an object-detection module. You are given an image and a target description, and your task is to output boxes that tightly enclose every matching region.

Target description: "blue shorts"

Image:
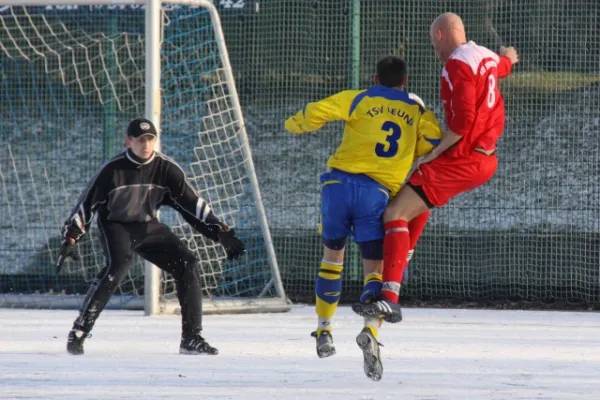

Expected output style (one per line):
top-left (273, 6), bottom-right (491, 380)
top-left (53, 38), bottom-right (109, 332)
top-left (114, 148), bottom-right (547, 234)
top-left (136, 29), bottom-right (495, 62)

top-left (320, 169), bottom-right (389, 247)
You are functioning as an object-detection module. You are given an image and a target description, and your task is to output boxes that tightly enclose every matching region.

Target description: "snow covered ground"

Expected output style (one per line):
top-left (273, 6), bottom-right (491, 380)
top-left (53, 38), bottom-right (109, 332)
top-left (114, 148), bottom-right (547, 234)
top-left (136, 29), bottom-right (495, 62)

top-left (1, 306), bottom-right (600, 399)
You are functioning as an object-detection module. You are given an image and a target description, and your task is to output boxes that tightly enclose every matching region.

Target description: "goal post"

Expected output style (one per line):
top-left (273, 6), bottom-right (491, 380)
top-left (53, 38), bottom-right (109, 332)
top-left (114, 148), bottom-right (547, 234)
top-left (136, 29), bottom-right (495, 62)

top-left (0, 0), bottom-right (290, 315)
top-left (144, 0), bottom-right (162, 316)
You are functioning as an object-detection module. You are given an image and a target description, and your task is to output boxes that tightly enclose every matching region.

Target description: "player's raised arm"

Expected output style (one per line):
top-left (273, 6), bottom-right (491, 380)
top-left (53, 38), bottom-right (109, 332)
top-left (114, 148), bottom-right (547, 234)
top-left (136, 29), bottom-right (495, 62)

top-left (284, 90), bottom-right (359, 134)
top-left (498, 46), bottom-right (519, 78)
top-left (163, 157), bottom-right (245, 260)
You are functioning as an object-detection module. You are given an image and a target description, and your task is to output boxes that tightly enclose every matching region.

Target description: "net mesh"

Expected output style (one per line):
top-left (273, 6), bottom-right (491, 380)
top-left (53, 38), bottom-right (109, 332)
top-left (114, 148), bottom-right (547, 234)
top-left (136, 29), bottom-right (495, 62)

top-left (1, 0), bottom-right (599, 309)
top-left (219, 0), bottom-right (600, 306)
top-left (0, 3), bottom-right (281, 309)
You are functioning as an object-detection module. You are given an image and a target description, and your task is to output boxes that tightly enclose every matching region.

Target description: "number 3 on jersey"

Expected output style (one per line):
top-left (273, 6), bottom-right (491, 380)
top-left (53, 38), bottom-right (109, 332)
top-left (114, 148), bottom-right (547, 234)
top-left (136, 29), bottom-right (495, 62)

top-left (375, 121), bottom-right (401, 158)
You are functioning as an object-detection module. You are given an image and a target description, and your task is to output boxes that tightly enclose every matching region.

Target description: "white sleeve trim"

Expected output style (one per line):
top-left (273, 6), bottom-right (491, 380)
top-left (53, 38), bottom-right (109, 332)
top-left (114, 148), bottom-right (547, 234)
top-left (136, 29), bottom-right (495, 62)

top-left (195, 198), bottom-right (212, 221)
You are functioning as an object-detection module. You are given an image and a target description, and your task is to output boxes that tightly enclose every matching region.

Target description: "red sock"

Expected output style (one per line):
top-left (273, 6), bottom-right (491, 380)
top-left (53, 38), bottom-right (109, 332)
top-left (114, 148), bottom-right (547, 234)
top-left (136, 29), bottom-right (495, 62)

top-left (408, 210), bottom-right (430, 250)
top-left (381, 219), bottom-right (410, 303)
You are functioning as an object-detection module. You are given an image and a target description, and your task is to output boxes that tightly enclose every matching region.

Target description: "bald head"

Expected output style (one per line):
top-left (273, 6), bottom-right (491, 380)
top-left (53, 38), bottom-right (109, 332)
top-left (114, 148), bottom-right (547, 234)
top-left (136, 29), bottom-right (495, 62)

top-left (431, 13), bottom-right (465, 36)
top-left (430, 13), bottom-right (467, 63)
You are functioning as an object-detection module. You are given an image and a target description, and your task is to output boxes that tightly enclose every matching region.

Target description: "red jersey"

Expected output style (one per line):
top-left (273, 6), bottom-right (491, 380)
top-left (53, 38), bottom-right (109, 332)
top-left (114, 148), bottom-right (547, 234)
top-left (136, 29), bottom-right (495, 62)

top-left (440, 41), bottom-right (513, 158)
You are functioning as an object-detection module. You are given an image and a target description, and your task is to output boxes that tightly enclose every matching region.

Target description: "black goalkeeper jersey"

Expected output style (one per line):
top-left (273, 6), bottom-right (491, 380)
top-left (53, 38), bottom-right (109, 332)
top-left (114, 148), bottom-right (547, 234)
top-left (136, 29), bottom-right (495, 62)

top-left (62, 149), bottom-right (219, 242)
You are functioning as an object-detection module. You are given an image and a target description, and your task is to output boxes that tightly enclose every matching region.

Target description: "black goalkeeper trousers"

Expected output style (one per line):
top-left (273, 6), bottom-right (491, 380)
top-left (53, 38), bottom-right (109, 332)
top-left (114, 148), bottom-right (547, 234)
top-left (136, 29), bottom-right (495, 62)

top-left (74, 218), bottom-right (203, 337)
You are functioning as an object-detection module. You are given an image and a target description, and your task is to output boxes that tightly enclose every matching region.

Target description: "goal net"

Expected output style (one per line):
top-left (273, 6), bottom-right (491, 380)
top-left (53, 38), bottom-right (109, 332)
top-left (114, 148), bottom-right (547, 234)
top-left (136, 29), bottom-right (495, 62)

top-left (0, 1), bottom-right (289, 314)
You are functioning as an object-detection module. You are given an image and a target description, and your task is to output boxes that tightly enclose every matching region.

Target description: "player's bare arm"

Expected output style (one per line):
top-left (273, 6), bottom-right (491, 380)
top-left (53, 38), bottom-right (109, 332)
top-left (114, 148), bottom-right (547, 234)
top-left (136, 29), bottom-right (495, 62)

top-left (417, 129), bottom-right (463, 166)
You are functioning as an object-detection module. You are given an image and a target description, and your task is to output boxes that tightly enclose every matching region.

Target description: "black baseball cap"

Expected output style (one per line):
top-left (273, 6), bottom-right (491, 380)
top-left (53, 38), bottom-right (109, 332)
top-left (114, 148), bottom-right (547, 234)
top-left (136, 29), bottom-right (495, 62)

top-left (127, 118), bottom-right (157, 138)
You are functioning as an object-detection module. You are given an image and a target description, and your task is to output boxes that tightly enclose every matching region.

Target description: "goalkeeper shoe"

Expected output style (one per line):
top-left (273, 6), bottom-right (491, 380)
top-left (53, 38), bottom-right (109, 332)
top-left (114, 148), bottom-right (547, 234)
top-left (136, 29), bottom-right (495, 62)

top-left (311, 330), bottom-right (336, 358)
top-left (356, 327), bottom-right (383, 381)
top-left (180, 335), bottom-right (218, 355)
top-left (352, 297), bottom-right (403, 324)
top-left (67, 329), bottom-right (90, 355)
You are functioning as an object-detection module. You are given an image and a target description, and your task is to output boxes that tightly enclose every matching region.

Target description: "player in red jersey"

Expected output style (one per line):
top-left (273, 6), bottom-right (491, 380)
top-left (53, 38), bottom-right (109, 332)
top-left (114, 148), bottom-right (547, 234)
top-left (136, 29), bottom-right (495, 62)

top-left (353, 12), bottom-right (519, 322)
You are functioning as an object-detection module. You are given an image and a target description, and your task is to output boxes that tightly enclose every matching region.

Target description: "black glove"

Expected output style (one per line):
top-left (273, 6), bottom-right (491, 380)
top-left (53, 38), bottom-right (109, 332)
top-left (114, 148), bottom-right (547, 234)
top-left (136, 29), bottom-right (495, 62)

top-left (217, 228), bottom-right (246, 260)
top-left (56, 237), bottom-right (80, 274)
top-left (204, 212), bottom-right (245, 260)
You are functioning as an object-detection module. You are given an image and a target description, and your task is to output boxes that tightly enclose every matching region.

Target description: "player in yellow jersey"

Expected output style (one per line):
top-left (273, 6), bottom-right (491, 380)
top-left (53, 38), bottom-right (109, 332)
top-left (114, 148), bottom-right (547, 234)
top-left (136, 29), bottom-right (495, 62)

top-left (285, 56), bottom-right (442, 381)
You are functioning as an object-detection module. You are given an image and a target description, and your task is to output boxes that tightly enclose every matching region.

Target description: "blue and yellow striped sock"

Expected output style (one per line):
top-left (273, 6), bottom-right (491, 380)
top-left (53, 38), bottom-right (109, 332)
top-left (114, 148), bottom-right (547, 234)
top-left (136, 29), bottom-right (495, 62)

top-left (360, 272), bottom-right (383, 304)
top-left (361, 273), bottom-right (383, 338)
top-left (315, 260), bottom-right (343, 336)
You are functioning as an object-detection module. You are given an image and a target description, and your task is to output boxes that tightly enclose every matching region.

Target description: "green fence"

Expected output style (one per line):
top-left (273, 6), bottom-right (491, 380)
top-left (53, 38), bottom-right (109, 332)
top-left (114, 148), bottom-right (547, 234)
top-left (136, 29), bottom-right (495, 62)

top-left (221, 0), bottom-right (600, 306)
top-left (1, 1), bottom-right (598, 308)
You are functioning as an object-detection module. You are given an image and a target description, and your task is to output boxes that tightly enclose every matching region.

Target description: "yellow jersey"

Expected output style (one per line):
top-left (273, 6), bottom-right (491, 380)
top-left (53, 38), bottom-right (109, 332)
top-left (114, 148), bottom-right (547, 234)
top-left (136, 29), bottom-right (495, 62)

top-left (285, 85), bottom-right (442, 195)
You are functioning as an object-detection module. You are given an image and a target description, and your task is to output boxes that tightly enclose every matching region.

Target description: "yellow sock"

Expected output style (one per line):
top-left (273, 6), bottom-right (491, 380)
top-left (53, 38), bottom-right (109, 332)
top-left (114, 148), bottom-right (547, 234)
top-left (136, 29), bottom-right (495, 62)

top-left (364, 316), bottom-right (383, 339)
top-left (364, 272), bottom-right (382, 285)
top-left (315, 260), bottom-right (343, 335)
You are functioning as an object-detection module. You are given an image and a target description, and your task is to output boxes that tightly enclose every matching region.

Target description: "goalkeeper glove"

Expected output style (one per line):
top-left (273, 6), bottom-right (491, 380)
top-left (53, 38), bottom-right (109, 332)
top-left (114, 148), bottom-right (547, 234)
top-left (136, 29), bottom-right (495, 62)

top-left (204, 211), bottom-right (246, 260)
top-left (218, 227), bottom-right (246, 260)
top-left (56, 237), bottom-right (80, 274)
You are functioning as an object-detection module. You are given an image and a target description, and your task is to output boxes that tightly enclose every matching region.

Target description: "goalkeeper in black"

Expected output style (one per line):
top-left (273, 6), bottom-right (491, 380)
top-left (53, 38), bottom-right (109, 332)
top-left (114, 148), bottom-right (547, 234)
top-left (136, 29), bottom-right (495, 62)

top-left (56, 117), bottom-right (246, 356)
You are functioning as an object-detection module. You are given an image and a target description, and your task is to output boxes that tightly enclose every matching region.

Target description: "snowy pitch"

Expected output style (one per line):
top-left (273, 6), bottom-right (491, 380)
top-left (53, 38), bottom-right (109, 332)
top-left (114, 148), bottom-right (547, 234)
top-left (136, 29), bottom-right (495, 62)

top-left (1, 306), bottom-right (599, 399)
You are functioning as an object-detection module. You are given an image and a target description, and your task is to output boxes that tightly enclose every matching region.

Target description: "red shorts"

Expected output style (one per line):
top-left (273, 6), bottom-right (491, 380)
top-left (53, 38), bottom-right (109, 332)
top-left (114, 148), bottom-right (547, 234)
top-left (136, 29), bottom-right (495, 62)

top-left (408, 152), bottom-right (498, 207)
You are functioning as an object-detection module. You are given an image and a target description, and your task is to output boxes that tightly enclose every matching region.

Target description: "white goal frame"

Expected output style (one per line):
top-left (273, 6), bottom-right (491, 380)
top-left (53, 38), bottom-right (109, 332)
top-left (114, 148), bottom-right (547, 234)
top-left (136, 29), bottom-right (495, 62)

top-left (0, 0), bottom-right (290, 315)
